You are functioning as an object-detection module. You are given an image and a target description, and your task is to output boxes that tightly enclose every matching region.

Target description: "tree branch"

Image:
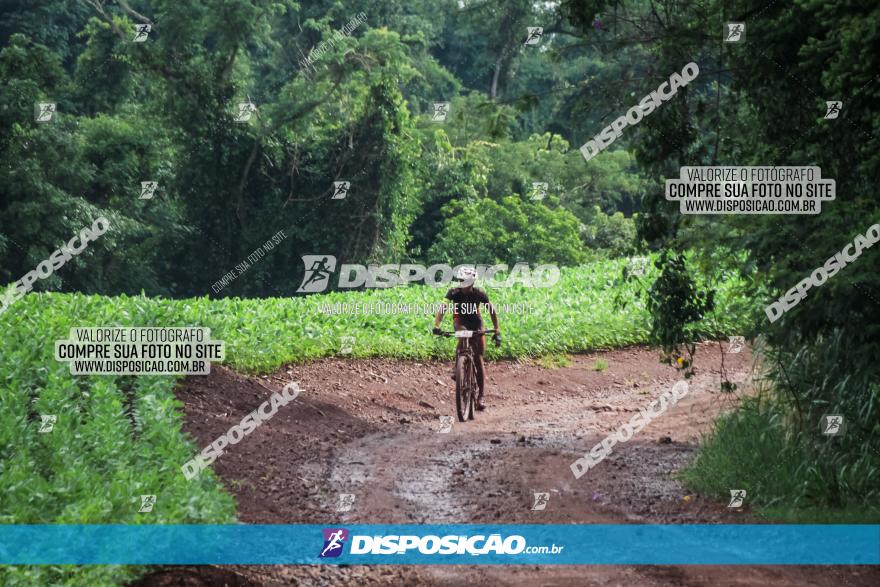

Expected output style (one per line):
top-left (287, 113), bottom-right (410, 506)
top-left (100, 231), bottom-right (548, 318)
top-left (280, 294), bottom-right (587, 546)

top-left (117, 0), bottom-right (157, 30)
top-left (84, 0), bottom-right (126, 41)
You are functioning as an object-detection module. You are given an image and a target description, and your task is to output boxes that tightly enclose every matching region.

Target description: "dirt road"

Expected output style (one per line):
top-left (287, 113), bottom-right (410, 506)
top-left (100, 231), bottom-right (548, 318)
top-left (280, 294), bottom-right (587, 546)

top-left (138, 343), bottom-right (878, 586)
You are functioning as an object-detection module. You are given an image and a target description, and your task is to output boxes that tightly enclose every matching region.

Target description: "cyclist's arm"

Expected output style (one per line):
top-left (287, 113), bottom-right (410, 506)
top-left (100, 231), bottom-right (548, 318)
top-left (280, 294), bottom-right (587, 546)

top-left (484, 300), bottom-right (500, 333)
top-left (433, 305), bottom-right (445, 330)
top-left (436, 290), bottom-right (462, 330)
top-left (434, 301), bottom-right (460, 329)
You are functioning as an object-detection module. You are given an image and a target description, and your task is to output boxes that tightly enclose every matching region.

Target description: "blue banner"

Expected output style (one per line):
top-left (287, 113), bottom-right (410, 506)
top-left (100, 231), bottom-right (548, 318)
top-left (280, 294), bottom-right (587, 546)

top-left (0, 524), bottom-right (877, 565)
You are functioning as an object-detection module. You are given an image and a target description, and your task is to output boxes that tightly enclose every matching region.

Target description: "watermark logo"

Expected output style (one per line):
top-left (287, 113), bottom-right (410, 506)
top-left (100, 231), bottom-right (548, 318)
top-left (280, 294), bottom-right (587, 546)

top-left (55, 327), bottom-right (224, 376)
top-left (626, 256), bottom-right (649, 277)
top-left (332, 181), bottom-right (350, 200)
top-left (531, 492), bottom-right (550, 511)
top-left (296, 257), bottom-right (560, 292)
top-left (212, 229), bottom-right (287, 294)
top-left (667, 165), bottom-right (834, 215)
top-left (724, 23), bottom-right (745, 42)
top-left (728, 336), bottom-right (745, 354)
top-left (432, 102), bottom-right (449, 122)
top-left (1, 216), bottom-right (111, 318)
top-left (824, 101), bottom-right (842, 119)
top-left (320, 528), bottom-right (349, 558)
top-left (140, 181), bottom-right (158, 200)
top-left (336, 493), bottom-right (356, 513)
top-left (765, 223), bottom-right (879, 322)
top-left (319, 301), bottom-right (532, 316)
top-left (339, 336), bottom-right (354, 355)
top-left (821, 414), bottom-right (845, 437)
top-left (133, 24), bottom-right (151, 42)
top-left (581, 62), bottom-right (699, 162)
top-left (138, 494), bottom-right (156, 513)
top-left (281, 381), bottom-right (300, 396)
top-left (524, 27), bottom-right (543, 45)
top-left (297, 255), bottom-right (337, 293)
top-left (235, 101), bottom-right (257, 122)
top-left (38, 415), bottom-right (57, 433)
top-left (181, 382), bottom-right (302, 480)
top-left (727, 489), bottom-right (746, 508)
top-left (571, 381), bottom-right (689, 479)
top-left (530, 182), bottom-right (548, 201)
top-left (438, 415), bottom-right (453, 433)
top-left (35, 102), bottom-right (56, 122)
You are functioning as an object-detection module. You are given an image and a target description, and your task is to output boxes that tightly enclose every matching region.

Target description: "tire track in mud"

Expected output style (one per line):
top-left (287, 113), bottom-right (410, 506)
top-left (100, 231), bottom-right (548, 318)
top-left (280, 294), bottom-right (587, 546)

top-left (133, 344), bottom-right (880, 586)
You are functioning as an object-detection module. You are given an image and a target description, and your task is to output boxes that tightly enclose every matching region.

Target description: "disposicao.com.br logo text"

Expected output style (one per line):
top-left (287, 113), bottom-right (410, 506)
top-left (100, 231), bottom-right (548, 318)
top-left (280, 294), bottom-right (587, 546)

top-left (318, 528), bottom-right (564, 558)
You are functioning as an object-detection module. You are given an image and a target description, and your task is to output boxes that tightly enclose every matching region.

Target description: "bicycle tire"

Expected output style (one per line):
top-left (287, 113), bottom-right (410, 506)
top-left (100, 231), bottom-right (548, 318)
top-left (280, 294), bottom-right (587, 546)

top-left (467, 356), bottom-right (476, 420)
top-left (455, 354), bottom-right (473, 422)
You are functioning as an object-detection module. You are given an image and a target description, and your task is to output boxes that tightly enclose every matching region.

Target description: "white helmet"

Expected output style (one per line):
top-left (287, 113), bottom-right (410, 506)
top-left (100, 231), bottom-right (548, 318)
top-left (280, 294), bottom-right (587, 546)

top-left (454, 265), bottom-right (478, 283)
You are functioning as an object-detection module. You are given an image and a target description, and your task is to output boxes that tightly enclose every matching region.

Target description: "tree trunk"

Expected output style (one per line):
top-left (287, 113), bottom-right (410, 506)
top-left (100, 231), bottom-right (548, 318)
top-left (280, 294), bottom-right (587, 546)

top-left (490, 55), bottom-right (504, 100)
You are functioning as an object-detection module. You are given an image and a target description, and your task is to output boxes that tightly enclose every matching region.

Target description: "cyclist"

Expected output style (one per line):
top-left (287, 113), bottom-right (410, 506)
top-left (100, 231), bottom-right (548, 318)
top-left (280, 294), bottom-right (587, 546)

top-left (433, 266), bottom-right (501, 410)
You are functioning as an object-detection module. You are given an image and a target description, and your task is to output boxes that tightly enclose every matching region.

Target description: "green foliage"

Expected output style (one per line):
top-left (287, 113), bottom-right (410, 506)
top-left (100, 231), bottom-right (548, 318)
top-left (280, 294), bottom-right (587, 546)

top-left (72, 17), bottom-right (133, 114)
top-left (592, 358), bottom-right (608, 372)
top-left (763, 331), bottom-right (880, 507)
top-left (681, 393), bottom-right (880, 522)
top-left (427, 196), bottom-right (588, 266)
top-left (409, 131), bottom-right (646, 263)
top-left (581, 206), bottom-right (637, 257)
top-left (436, 0), bottom-right (545, 100)
top-left (464, 133), bottom-right (650, 219)
top-left (0, 295), bottom-right (236, 586)
top-left (0, 4), bottom-right (432, 300)
top-left (560, 0), bottom-right (880, 512)
top-left (407, 128), bottom-right (490, 258)
top-left (1, 257), bottom-right (752, 373)
top-left (0, 1), bottom-right (659, 300)
top-left (0, 255), bottom-right (750, 587)
top-left (428, 93), bottom-right (520, 144)
top-left (646, 251), bottom-right (715, 373)
top-left (0, 1), bottom-right (92, 66)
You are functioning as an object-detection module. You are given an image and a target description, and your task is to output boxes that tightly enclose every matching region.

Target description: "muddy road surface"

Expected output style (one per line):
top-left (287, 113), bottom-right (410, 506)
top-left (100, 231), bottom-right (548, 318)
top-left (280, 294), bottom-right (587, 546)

top-left (136, 343), bottom-right (878, 586)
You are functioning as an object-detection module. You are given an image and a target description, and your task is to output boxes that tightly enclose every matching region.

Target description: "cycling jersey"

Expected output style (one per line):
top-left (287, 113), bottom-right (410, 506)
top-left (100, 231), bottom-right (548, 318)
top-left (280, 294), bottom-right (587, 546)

top-left (444, 287), bottom-right (491, 331)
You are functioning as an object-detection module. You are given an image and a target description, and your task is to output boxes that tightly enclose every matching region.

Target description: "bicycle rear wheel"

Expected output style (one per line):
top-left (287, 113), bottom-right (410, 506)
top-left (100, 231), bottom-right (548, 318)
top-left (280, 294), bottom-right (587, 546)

top-left (455, 354), bottom-right (473, 422)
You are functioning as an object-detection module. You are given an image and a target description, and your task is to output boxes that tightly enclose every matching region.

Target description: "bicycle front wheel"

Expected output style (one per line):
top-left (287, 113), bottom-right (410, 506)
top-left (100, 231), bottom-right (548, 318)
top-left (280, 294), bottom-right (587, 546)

top-left (455, 354), bottom-right (473, 422)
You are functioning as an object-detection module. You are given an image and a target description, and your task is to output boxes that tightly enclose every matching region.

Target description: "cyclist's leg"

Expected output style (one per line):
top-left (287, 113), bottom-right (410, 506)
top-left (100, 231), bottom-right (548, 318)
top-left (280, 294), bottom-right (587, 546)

top-left (474, 334), bottom-right (486, 408)
top-left (451, 337), bottom-right (463, 380)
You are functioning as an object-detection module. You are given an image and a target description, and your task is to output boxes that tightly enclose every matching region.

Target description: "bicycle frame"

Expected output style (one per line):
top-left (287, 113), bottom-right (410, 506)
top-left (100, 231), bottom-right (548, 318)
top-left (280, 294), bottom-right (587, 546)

top-left (435, 328), bottom-right (497, 421)
top-left (453, 330), bottom-right (476, 358)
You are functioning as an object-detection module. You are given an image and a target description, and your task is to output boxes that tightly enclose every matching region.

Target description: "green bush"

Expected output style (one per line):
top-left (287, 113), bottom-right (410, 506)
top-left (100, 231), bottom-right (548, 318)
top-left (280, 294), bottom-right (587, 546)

top-left (581, 206), bottom-right (638, 257)
top-left (427, 196), bottom-right (590, 266)
top-left (681, 333), bottom-right (880, 521)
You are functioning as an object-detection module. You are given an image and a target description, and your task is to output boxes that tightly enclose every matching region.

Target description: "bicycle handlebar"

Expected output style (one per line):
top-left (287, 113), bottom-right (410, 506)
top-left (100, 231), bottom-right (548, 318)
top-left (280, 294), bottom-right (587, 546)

top-left (434, 329), bottom-right (498, 337)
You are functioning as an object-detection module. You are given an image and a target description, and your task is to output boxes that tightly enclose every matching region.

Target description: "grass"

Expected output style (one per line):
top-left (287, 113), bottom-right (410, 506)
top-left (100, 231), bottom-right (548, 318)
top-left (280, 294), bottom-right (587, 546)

top-left (535, 353), bottom-right (571, 369)
top-left (593, 359), bottom-right (608, 372)
top-left (679, 395), bottom-right (880, 523)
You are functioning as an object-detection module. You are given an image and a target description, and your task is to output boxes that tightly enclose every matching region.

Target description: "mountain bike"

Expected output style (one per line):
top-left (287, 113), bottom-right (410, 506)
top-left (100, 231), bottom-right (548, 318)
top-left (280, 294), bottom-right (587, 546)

top-left (434, 329), bottom-right (498, 422)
